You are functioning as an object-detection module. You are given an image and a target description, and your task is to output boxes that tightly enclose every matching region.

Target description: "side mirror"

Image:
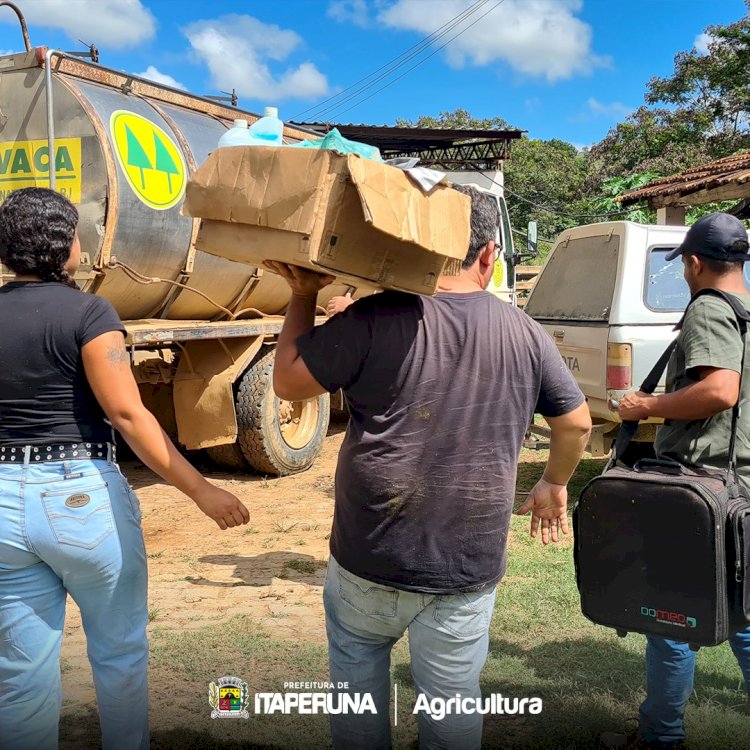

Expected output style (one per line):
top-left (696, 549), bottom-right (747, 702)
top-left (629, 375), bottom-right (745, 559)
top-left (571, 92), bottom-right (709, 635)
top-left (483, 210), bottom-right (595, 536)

top-left (511, 221), bottom-right (538, 266)
top-left (527, 221), bottom-right (538, 256)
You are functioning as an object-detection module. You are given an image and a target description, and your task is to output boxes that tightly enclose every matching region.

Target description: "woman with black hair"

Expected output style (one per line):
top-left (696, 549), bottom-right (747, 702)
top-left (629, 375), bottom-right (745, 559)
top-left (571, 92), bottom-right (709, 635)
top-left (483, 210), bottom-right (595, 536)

top-left (0, 187), bottom-right (250, 750)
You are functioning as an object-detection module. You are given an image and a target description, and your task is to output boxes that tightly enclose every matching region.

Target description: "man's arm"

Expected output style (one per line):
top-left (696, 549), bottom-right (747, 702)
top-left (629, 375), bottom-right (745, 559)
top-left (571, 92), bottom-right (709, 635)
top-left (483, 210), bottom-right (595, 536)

top-left (619, 367), bottom-right (740, 422)
top-left (515, 402), bottom-right (591, 544)
top-left (264, 261), bottom-right (334, 401)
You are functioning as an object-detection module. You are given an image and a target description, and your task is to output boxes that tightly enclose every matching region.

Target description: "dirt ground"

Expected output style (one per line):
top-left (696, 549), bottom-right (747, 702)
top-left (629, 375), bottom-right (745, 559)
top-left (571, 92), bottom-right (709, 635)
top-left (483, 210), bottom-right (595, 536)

top-left (60, 426), bottom-right (347, 720)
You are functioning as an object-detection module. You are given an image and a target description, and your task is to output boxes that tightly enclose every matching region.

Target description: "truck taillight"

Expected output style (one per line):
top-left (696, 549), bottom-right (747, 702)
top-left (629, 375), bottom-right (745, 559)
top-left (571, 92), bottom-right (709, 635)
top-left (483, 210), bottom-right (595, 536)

top-left (607, 343), bottom-right (632, 389)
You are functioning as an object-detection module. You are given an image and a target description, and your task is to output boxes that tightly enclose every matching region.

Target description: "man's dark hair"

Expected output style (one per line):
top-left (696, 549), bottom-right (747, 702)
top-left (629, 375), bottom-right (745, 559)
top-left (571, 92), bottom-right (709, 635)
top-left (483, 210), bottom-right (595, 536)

top-left (0, 187), bottom-right (79, 284)
top-left (452, 184), bottom-right (501, 269)
top-left (699, 256), bottom-right (745, 276)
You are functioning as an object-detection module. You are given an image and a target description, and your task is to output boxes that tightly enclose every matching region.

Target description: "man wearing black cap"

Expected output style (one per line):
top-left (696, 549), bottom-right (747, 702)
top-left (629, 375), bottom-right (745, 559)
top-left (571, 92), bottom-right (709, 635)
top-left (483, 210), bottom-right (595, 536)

top-left (602, 212), bottom-right (750, 749)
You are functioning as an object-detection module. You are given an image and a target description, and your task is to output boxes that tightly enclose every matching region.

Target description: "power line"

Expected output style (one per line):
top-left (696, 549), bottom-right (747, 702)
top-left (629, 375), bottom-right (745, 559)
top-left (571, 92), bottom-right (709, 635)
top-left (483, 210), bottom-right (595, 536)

top-left (472, 171), bottom-right (645, 220)
top-left (503, 184), bottom-right (644, 219)
top-left (291, 0), bottom-right (489, 121)
top-left (323, 0), bottom-right (508, 122)
top-left (291, 0), bottom-right (490, 122)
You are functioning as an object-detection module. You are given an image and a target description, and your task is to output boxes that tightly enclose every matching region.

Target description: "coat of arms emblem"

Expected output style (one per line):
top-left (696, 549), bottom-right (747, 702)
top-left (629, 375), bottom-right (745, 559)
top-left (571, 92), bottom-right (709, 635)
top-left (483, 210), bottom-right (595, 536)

top-left (209, 675), bottom-right (250, 719)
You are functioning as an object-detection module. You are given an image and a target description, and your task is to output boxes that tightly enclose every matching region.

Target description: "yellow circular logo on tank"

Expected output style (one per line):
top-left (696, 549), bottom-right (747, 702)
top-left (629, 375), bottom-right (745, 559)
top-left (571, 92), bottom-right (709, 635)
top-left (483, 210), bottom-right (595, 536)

top-left (110, 110), bottom-right (186, 210)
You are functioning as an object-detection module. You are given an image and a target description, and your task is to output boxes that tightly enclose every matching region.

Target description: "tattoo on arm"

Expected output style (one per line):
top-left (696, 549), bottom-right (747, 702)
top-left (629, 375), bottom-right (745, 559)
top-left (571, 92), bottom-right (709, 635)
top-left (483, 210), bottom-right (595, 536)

top-left (106, 344), bottom-right (130, 368)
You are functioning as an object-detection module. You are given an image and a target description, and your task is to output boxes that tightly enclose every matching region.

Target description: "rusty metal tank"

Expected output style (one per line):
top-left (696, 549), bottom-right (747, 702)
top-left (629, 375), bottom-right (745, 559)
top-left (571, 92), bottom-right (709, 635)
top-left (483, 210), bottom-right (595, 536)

top-left (0, 46), bottom-right (354, 320)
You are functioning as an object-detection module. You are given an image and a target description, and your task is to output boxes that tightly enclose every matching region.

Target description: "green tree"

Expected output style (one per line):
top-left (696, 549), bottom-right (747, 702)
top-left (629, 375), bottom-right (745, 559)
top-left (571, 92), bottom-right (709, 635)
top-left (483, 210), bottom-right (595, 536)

top-left (590, 172), bottom-right (659, 224)
top-left (590, 4), bottom-right (750, 182)
top-left (647, 6), bottom-right (750, 155)
top-left (125, 125), bottom-right (152, 188)
top-left (153, 133), bottom-right (180, 192)
top-left (396, 108), bottom-right (511, 130)
top-left (504, 137), bottom-right (593, 260)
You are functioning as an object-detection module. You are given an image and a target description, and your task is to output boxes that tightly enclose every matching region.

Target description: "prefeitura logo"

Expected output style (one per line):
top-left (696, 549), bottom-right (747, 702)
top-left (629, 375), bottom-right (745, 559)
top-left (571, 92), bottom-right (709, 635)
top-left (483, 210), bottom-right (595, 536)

top-left (208, 676), bottom-right (250, 719)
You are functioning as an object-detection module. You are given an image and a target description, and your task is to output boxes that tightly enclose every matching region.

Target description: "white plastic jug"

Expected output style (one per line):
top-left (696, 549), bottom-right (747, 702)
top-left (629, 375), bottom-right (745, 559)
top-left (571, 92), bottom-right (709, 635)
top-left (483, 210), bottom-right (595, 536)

top-left (218, 119), bottom-right (256, 148)
top-left (249, 107), bottom-right (284, 146)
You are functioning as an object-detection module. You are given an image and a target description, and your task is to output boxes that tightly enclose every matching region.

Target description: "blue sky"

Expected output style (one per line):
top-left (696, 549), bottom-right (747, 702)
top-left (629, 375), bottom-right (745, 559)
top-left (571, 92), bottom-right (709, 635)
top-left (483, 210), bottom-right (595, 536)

top-left (0, 0), bottom-right (745, 147)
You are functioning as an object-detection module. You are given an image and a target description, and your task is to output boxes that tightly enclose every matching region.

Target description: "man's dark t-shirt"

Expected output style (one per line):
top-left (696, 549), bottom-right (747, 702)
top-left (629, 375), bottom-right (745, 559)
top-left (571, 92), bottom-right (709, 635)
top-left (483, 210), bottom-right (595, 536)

top-left (296, 290), bottom-right (584, 594)
top-left (0, 282), bottom-right (126, 445)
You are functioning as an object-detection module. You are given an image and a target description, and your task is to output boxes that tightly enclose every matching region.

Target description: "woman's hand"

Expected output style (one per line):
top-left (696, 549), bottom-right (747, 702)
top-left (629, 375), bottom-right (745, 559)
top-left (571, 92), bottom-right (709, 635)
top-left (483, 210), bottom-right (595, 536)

top-left (190, 482), bottom-right (250, 530)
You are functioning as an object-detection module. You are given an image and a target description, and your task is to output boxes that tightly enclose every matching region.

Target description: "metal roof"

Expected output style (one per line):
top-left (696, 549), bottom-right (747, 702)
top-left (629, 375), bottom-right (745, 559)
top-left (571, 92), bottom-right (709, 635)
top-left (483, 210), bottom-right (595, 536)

top-left (619, 151), bottom-right (750, 207)
top-left (290, 122), bottom-right (524, 170)
top-left (291, 123), bottom-right (523, 150)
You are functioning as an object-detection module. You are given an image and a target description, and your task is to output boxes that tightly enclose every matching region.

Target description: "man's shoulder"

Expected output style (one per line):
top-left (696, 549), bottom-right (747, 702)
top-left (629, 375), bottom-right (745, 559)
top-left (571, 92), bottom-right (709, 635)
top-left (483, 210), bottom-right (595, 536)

top-left (684, 292), bottom-right (750, 326)
top-left (351, 290), bottom-right (421, 315)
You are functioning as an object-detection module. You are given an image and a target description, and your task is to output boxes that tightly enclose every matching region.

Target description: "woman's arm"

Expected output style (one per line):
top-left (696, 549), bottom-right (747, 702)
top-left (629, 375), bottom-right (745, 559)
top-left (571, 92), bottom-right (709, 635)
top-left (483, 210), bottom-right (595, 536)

top-left (82, 331), bottom-right (250, 530)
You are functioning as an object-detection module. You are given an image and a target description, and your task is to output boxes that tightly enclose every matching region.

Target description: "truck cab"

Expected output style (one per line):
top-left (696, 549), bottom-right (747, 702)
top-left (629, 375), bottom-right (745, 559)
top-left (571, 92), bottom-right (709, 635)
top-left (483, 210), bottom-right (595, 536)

top-left (446, 172), bottom-right (516, 304)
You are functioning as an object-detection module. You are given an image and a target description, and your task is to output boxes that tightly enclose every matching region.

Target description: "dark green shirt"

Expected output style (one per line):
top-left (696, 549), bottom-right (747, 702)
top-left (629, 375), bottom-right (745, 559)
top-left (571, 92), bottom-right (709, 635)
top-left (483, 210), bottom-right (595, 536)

top-left (655, 292), bottom-right (750, 485)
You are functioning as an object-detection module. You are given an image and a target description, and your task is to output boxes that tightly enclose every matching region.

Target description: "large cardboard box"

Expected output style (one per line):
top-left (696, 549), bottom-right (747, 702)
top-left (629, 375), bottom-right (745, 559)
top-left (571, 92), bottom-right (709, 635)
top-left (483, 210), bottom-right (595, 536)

top-left (183, 147), bottom-right (470, 294)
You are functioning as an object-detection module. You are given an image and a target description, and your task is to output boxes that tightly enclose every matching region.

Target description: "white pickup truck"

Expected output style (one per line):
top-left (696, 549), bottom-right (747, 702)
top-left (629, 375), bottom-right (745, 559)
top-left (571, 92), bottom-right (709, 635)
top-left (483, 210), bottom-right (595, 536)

top-left (524, 221), bottom-right (698, 460)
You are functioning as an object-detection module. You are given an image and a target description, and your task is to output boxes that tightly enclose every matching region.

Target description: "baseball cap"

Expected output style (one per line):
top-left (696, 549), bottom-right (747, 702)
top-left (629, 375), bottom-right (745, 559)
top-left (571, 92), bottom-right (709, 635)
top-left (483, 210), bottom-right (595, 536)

top-left (665, 212), bottom-right (750, 262)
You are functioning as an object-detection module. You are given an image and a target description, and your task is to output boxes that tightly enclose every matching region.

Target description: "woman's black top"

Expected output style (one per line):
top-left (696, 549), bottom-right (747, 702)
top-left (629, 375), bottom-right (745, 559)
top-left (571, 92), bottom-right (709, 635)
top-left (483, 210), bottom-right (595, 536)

top-left (0, 282), bottom-right (126, 446)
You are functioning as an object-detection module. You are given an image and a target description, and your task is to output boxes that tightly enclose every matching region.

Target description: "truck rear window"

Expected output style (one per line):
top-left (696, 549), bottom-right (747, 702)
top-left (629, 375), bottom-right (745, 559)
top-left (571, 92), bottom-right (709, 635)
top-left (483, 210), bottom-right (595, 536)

top-left (524, 234), bottom-right (619, 321)
top-left (646, 248), bottom-right (750, 311)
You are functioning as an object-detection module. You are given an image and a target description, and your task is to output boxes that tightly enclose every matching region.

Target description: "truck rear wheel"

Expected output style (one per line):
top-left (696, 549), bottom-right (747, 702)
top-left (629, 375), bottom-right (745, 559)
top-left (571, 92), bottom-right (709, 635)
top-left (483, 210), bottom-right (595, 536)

top-left (207, 348), bottom-right (330, 476)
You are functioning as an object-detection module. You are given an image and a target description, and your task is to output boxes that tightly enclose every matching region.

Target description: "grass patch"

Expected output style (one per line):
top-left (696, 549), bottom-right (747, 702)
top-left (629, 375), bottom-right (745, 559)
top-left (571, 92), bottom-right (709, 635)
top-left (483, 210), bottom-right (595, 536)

top-left (284, 559), bottom-right (320, 575)
top-left (148, 616), bottom-right (331, 749)
top-left (272, 521), bottom-right (298, 534)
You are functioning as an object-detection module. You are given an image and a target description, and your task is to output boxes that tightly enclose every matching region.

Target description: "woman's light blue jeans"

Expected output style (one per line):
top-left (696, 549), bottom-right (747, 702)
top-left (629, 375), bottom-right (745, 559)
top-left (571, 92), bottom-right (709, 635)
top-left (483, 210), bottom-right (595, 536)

top-left (639, 630), bottom-right (750, 746)
top-left (324, 555), bottom-right (497, 750)
top-left (0, 453), bottom-right (148, 750)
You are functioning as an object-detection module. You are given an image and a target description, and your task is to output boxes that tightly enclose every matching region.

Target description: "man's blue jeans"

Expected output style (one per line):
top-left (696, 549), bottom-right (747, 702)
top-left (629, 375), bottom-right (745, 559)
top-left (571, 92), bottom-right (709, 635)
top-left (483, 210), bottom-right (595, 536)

top-left (639, 629), bottom-right (750, 746)
top-left (324, 555), bottom-right (497, 750)
top-left (0, 454), bottom-right (149, 750)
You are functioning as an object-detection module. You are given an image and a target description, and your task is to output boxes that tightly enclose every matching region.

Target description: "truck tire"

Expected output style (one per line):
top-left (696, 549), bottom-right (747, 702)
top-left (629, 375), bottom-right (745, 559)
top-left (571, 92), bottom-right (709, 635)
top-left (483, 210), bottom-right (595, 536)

top-left (205, 443), bottom-right (248, 471)
top-left (209, 348), bottom-right (330, 476)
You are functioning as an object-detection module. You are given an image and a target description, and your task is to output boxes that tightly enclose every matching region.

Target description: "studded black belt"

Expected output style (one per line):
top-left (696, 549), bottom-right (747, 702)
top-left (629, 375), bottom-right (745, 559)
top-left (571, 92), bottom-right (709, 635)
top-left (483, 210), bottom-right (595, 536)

top-left (0, 442), bottom-right (115, 463)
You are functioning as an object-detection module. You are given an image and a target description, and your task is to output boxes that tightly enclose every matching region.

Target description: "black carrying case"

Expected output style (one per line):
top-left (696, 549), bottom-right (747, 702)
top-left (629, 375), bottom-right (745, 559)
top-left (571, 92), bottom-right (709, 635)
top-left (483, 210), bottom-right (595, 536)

top-left (573, 289), bottom-right (750, 649)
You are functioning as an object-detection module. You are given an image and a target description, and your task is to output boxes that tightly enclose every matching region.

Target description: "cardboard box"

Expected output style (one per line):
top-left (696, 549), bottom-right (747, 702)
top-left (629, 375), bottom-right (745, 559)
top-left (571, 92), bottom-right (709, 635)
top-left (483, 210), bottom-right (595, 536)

top-left (183, 147), bottom-right (470, 295)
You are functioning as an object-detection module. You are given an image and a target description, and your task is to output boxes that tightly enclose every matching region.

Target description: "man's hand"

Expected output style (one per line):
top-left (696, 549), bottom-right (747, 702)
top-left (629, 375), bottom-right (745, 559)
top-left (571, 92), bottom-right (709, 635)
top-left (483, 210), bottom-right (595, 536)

top-left (264, 261), bottom-right (335, 298)
top-left (191, 483), bottom-right (250, 530)
top-left (515, 478), bottom-right (568, 544)
top-left (327, 292), bottom-right (354, 316)
top-left (618, 390), bottom-right (656, 422)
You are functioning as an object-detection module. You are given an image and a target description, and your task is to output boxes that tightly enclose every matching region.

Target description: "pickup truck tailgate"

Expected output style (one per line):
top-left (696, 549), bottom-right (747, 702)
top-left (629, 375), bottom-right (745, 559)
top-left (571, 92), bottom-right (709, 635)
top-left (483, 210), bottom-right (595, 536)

top-left (538, 322), bottom-right (609, 402)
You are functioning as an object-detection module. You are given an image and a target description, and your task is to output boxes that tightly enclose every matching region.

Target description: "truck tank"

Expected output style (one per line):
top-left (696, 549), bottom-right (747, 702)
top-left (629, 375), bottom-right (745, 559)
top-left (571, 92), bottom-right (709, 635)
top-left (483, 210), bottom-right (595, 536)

top-left (0, 8), bottom-right (353, 478)
top-left (0, 47), bottom-right (355, 319)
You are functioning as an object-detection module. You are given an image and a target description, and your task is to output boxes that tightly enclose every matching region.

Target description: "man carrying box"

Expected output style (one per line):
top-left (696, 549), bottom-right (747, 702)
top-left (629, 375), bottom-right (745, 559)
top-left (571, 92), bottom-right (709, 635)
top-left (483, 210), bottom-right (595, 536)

top-left (267, 184), bottom-right (591, 750)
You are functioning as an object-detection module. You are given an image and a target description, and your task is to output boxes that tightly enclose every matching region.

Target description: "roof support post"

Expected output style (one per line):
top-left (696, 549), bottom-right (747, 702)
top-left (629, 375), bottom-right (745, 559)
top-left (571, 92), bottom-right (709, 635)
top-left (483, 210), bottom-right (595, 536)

top-left (656, 205), bottom-right (686, 226)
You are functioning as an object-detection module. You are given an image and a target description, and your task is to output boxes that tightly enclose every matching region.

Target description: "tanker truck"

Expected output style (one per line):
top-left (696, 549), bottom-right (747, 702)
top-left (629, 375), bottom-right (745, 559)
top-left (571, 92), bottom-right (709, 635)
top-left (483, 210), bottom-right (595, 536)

top-left (0, 6), bottom-right (362, 475)
top-left (0, 4), bottom-right (519, 476)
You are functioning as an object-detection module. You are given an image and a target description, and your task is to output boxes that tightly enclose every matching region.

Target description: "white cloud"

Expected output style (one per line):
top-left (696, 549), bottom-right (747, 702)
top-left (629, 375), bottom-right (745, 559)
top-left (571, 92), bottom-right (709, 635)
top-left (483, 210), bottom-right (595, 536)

top-left (524, 97), bottom-right (541, 110)
top-left (694, 32), bottom-right (715, 55)
top-left (183, 15), bottom-right (330, 102)
top-left (328, 0), bottom-right (370, 27)
top-left (136, 66), bottom-right (187, 91)
top-left (377, 0), bottom-right (609, 82)
top-left (571, 97), bottom-right (632, 122)
top-left (0, 0), bottom-right (155, 49)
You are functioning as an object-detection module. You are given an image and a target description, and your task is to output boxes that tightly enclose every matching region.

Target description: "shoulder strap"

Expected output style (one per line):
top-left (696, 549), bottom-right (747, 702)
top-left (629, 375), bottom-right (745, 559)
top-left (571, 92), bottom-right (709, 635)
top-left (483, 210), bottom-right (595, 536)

top-left (611, 287), bottom-right (750, 468)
